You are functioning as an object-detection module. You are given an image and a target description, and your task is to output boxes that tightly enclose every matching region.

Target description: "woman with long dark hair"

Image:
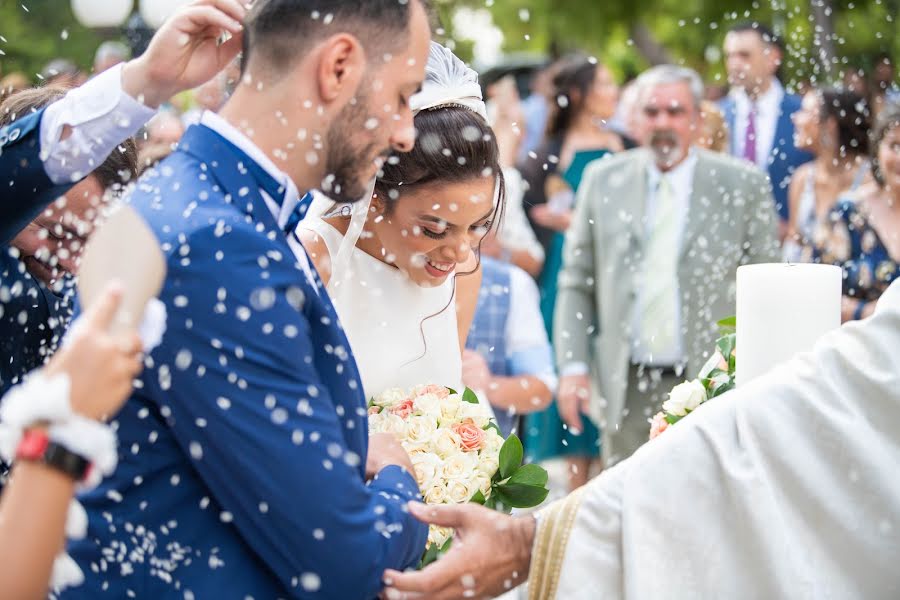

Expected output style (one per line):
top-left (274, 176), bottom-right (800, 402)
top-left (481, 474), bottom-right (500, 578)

top-left (785, 87), bottom-right (872, 262)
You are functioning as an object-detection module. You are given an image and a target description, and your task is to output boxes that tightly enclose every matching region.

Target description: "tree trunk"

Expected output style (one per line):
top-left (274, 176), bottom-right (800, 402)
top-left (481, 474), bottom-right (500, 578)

top-left (809, 0), bottom-right (837, 81)
top-left (629, 22), bottom-right (674, 66)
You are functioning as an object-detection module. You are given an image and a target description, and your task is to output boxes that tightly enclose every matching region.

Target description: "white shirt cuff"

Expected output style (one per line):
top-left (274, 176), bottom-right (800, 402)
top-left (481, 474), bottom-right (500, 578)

top-left (40, 63), bottom-right (157, 185)
top-left (560, 362), bottom-right (590, 377)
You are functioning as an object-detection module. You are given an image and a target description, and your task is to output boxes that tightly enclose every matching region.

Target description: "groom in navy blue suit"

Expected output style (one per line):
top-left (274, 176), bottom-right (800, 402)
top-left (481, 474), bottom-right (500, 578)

top-left (63, 1), bottom-right (432, 598)
top-left (719, 22), bottom-right (812, 230)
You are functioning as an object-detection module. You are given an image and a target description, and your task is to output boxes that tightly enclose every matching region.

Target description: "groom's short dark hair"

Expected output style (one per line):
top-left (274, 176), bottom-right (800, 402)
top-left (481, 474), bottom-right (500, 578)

top-left (243, 0), bottom-right (422, 75)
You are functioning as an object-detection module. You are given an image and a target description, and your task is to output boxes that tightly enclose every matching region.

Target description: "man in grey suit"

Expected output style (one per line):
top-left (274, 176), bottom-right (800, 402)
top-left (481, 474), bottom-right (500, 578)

top-left (554, 65), bottom-right (780, 467)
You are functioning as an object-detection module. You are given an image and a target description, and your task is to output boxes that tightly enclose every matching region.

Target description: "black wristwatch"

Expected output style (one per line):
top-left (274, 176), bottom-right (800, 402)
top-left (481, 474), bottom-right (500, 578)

top-left (16, 429), bottom-right (92, 482)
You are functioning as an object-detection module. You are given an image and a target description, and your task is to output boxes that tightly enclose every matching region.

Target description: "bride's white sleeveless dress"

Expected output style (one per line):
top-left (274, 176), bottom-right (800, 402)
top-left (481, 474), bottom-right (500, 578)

top-left (299, 217), bottom-right (463, 401)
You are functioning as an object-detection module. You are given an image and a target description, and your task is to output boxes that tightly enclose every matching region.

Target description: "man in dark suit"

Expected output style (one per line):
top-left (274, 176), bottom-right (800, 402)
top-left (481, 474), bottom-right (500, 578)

top-left (719, 22), bottom-right (813, 234)
top-left (63, 1), bottom-right (433, 598)
top-left (0, 0), bottom-right (246, 244)
top-left (0, 86), bottom-right (139, 396)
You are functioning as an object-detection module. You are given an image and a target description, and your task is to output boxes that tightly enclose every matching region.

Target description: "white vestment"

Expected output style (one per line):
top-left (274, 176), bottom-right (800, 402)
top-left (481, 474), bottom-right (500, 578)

top-left (530, 279), bottom-right (900, 599)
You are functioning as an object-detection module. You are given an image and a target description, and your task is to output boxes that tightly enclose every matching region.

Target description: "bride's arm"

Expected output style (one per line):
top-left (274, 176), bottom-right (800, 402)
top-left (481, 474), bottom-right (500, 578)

top-left (455, 252), bottom-right (483, 354)
top-left (297, 228), bottom-right (332, 287)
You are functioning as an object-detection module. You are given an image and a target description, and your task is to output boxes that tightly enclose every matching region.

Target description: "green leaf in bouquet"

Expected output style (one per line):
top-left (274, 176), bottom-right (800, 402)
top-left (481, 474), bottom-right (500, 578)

top-left (470, 489), bottom-right (487, 505)
top-left (446, 387), bottom-right (458, 396)
top-left (498, 434), bottom-right (524, 480)
top-left (418, 537), bottom-right (453, 569)
top-left (484, 421), bottom-right (503, 435)
top-left (698, 352), bottom-right (723, 380)
top-left (717, 316), bottom-right (736, 334)
top-left (664, 413), bottom-right (683, 425)
top-left (494, 483), bottom-right (550, 509)
top-left (716, 333), bottom-right (736, 368)
top-left (709, 379), bottom-right (735, 399)
top-left (462, 388), bottom-right (480, 404)
top-left (506, 463), bottom-right (549, 488)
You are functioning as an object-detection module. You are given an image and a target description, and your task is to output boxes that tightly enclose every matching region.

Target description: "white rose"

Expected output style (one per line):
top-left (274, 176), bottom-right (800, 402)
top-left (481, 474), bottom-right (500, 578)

top-left (431, 428), bottom-right (463, 458)
top-left (410, 452), bottom-right (442, 490)
top-left (474, 474), bottom-right (492, 498)
top-left (379, 413), bottom-right (409, 438)
top-left (456, 402), bottom-right (492, 428)
top-left (406, 415), bottom-right (439, 443)
top-left (439, 395), bottom-right (462, 422)
top-left (428, 525), bottom-right (453, 549)
top-left (424, 480), bottom-right (448, 504)
top-left (476, 453), bottom-right (500, 478)
top-left (372, 387), bottom-right (408, 408)
top-left (414, 393), bottom-right (443, 419)
top-left (441, 452), bottom-right (477, 481)
top-left (446, 480), bottom-right (472, 504)
top-left (367, 412), bottom-right (384, 433)
top-left (483, 429), bottom-right (504, 454)
top-left (662, 380), bottom-right (707, 417)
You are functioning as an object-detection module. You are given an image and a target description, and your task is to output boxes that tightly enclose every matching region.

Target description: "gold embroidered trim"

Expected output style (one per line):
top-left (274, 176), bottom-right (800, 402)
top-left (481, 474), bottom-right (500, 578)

top-left (528, 485), bottom-right (587, 600)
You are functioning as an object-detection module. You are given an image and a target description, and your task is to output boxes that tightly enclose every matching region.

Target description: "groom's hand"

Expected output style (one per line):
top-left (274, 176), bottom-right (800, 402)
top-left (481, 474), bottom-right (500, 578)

top-left (558, 374), bottom-right (592, 435)
top-left (366, 433), bottom-right (414, 480)
top-left (382, 502), bottom-right (535, 600)
top-left (122, 0), bottom-right (246, 108)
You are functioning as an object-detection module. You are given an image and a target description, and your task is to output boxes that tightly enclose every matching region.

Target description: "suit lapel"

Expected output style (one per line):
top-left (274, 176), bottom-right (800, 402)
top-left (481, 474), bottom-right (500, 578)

top-left (679, 151), bottom-right (708, 265)
top-left (623, 150), bottom-right (649, 246)
top-left (177, 125), bottom-right (284, 237)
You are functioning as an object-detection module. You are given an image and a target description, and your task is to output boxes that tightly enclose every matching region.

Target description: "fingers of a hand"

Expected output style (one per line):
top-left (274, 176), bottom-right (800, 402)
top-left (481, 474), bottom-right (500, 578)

top-left (86, 282), bottom-right (124, 329)
top-left (408, 501), bottom-right (464, 528)
top-left (180, 5), bottom-right (244, 34)
top-left (383, 568), bottom-right (452, 598)
top-left (192, 0), bottom-right (247, 23)
top-left (216, 29), bottom-right (244, 63)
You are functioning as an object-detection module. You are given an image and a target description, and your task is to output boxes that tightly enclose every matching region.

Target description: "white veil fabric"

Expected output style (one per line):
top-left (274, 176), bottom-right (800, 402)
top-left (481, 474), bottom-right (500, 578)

top-left (301, 42), bottom-right (488, 285)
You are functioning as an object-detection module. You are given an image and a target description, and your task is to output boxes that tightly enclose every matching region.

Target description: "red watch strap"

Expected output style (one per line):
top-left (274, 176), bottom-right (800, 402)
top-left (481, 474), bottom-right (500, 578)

top-left (16, 428), bottom-right (50, 462)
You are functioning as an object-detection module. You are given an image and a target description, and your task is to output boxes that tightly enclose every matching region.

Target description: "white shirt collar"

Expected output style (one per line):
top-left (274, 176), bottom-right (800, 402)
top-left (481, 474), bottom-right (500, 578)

top-left (647, 148), bottom-right (698, 190)
top-left (731, 78), bottom-right (784, 116)
top-left (199, 111), bottom-right (301, 227)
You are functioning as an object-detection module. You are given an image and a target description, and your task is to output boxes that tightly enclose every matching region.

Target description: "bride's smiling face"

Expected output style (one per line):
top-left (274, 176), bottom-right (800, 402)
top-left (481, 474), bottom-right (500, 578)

top-left (370, 177), bottom-right (497, 287)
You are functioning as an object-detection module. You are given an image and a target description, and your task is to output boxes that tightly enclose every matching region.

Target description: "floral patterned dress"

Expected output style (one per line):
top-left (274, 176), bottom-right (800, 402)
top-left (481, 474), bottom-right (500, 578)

top-left (813, 198), bottom-right (900, 302)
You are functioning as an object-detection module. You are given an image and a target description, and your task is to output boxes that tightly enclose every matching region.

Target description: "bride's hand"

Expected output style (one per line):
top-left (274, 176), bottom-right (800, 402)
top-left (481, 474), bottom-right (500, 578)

top-left (366, 433), bottom-right (414, 480)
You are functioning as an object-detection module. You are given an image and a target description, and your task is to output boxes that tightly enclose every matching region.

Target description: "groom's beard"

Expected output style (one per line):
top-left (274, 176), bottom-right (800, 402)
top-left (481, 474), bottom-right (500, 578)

top-left (322, 95), bottom-right (385, 204)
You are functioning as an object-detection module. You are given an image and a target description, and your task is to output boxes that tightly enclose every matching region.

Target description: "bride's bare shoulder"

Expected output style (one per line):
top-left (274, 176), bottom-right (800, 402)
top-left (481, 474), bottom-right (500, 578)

top-left (297, 227), bottom-right (333, 286)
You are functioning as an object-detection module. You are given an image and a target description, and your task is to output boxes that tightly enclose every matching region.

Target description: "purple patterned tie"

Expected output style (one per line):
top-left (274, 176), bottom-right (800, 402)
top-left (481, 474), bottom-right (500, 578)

top-left (743, 103), bottom-right (757, 164)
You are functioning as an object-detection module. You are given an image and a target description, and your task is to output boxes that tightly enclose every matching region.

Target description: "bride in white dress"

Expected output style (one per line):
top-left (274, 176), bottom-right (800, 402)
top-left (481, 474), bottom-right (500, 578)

top-left (298, 43), bottom-right (506, 401)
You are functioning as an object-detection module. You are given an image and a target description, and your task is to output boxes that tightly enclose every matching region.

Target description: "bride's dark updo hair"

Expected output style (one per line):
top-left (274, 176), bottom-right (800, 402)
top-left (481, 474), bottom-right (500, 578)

top-left (374, 105), bottom-right (506, 224)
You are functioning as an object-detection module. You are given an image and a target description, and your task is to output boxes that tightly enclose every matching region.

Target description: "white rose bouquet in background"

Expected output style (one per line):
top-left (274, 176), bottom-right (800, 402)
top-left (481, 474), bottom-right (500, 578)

top-left (650, 317), bottom-right (737, 439)
top-left (368, 384), bottom-right (549, 566)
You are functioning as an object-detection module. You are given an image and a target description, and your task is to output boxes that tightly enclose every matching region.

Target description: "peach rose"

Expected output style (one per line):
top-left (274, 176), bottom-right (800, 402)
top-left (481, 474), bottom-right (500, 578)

top-left (452, 418), bottom-right (486, 452)
top-left (390, 399), bottom-right (415, 419)
top-left (420, 384), bottom-right (451, 399)
top-left (649, 412), bottom-right (670, 440)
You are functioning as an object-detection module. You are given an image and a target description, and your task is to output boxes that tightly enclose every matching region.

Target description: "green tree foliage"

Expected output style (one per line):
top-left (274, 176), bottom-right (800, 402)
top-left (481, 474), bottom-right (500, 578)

top-left (440, 0), bottom-right (899, 87)
top-left (0, 0), bottom-right (104, 84)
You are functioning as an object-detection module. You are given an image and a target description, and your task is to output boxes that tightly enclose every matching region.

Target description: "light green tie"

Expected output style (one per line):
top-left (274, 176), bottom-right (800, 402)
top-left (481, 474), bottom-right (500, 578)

top-left (639, 175), bottom-right (678, 361)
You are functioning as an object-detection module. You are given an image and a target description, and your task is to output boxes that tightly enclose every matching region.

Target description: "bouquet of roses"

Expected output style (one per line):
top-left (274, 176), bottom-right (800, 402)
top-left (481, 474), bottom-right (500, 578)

top-left (649, 317), bottom-right (737, 439)
top-left (368, 384), bottom-right (549, 566)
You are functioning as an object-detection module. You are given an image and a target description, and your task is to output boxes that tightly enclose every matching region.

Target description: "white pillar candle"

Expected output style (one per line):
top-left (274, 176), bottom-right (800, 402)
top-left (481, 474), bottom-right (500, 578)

top-left (736, 263), bottom-right (842, 386)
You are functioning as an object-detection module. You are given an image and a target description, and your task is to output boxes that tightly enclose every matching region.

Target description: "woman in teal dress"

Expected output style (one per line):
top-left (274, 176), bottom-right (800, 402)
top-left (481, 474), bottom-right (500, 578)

top-left (519, 55), bottom-right (625, 490)
top-left (812, 103), bottom-right (900, 322)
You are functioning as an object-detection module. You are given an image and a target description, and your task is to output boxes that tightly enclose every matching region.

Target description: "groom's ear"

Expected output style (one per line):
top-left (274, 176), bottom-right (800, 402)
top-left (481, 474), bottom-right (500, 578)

top-left (315, 34), bottom-right (365, 105)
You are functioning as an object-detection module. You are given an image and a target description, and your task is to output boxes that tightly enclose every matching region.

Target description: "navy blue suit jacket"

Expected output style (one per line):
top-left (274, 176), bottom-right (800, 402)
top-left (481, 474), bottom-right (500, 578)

top-left (720, 92), bottom-right (813, 221)
top-left (0, 108), bottom-right (77, 244)
top-left (62, 124), bottom-right (427, 599)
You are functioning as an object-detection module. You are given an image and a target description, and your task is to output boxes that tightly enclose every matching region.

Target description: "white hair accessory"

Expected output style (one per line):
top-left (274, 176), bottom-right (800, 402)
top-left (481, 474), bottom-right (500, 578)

top-left (410, 42), bottom-right (488, 121)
